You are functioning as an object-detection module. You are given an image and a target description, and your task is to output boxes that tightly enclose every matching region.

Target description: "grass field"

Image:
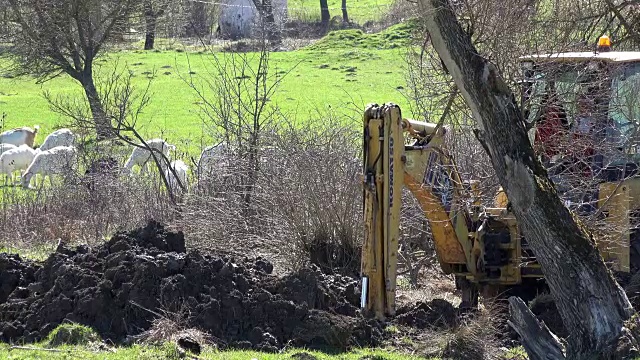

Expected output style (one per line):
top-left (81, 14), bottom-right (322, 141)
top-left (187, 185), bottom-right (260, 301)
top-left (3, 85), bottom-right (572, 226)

top-left (0, 23), bottom-right (414, 157)
top-left (0, 344), bottom-right (432, 360)
top-left (288, 0), bottom-right (395, 24)
top-left (0, 324), bottom-right (433, 360)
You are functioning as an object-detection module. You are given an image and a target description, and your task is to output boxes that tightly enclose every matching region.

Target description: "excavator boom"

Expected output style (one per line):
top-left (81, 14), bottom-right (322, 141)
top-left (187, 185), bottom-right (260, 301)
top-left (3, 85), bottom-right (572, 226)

top-left (360, 103), bottom-right (473, 319)
top-left (361, 104), bottom-right (404, 318)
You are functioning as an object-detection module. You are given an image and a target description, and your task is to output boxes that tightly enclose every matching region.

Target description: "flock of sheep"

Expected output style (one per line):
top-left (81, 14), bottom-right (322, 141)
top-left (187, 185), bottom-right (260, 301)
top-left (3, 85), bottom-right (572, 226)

top-left (0, 125), bottom-right (228, 191)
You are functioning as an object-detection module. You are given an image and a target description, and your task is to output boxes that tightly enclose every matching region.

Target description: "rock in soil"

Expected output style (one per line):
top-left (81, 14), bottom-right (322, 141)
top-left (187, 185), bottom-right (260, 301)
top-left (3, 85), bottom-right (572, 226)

top-left (0, 220), bottom-right (388, 351)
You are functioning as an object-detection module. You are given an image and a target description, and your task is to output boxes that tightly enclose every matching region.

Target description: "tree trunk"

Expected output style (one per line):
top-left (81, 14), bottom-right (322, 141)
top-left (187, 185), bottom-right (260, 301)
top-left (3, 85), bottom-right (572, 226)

top-left (186, 2), bottom-right (209, 38)
top-left (80, 72), bottom-right (113, 139)
top-left (256, 0), bottom-right (281, 44)
top-left (320, 0), bottom-right (330, 26)
top-left (341, 0), bottom-right (348, 23)
top-left (417, 0), bottom-right (637, 358)
top-left (144, 12), bottom-right (157, 50)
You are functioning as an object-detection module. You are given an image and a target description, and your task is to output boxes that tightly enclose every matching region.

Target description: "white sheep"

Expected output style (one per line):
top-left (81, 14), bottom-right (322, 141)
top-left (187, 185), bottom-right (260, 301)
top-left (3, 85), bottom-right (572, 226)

top-left (0, 143), bottom-right (17, 156)
top-left (0, 145), bottom-right (37, 184)
top-left (38, 128), bottom-right (75, 151)
top-left (0, 126), bottom-right (40, 147)
top-left (124, 138), bottom-right (176, 174)
top-left (197, 142), bottom-right (230, 178)
top-left (22, 146), bottom-right (78, 189)
top-left (164, 160), bottom-right (189, 193)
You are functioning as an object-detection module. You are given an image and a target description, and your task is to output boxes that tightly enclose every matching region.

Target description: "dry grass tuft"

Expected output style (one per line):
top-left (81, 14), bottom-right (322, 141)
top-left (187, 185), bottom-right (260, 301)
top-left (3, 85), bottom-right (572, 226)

top-left (137, 317), bottom-right (213, 349)
top-left (440, 304), bottom-right (503, 360)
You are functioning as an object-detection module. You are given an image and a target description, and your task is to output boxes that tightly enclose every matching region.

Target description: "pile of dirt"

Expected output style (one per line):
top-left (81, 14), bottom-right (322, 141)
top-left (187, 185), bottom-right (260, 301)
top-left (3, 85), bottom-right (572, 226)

top-left (395, 299), bottom-right (459, 330)
top-left (0, 220), bottom-right (384, 352)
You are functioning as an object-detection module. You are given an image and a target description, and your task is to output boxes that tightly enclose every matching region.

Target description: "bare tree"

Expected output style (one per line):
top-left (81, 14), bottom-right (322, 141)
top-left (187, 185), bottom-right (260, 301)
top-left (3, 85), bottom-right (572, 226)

top-left (45, 64), bottom-right (184, 203)
top-left (2, 0), bottom-right (139, 139)
top-left (418, 0), bottom-right (638, 358)
top-left (183, 30), bottom-right (294, 214)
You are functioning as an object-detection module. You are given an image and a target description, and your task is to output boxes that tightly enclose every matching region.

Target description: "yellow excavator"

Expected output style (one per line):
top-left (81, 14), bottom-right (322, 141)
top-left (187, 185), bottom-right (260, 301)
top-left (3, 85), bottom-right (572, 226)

top-left (360, 36), bottom-right (640, 320)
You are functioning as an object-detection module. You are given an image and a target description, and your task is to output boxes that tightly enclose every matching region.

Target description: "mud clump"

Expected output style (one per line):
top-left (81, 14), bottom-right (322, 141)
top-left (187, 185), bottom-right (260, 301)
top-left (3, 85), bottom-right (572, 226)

top-left (395, 299), bottom-right (459, 329)
top-left (0, 220), bottom-right (383, 351)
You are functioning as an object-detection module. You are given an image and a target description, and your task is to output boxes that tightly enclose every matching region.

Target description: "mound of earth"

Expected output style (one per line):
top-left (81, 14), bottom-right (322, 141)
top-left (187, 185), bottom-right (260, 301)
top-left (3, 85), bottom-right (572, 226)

top-left (395, 299), bottom-right (459, 329)
top-left (0, 220), bottom-right (384, 351)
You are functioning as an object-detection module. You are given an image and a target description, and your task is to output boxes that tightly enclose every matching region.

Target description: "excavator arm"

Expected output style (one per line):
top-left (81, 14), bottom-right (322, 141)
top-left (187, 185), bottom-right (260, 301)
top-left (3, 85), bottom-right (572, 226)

top-left (360, 103), bottom-right (477, 320)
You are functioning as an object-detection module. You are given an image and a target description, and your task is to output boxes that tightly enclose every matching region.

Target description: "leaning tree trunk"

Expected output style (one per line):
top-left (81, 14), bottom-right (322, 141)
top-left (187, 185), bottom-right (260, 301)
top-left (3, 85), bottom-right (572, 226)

top-left (79, 70), bottom-right (113, 139)
top-left (417, 0), bottom-right (637, 358)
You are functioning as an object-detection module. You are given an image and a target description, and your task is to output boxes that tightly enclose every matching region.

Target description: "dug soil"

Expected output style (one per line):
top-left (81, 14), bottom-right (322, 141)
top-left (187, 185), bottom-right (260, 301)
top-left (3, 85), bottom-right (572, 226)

top-left (0, 220), bottom-right (456, 352)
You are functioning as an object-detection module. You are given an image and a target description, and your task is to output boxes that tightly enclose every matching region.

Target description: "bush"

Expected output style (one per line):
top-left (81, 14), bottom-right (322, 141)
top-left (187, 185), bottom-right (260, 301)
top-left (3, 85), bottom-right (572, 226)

top-left (47, 323), bottom-right (100, 346)
top-left (174, 116), bottom-right (363, 276)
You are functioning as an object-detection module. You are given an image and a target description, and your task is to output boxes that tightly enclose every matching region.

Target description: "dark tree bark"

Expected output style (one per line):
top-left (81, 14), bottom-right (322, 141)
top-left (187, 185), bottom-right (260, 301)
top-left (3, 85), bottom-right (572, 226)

top-left (144, 21), bottom-right (156, 50)
top-left (143, 0), bottom-right (168, 50)
top-left (508, 297), bottom-right (566, 360)
top-left (418, 0), bottom-right (637, 358)
top-left (320, 0), bottom-right (330, 26)
top-left (79, 73), bottom-right (112, 139)
top-left (341, 0), bottom-right (349, 23)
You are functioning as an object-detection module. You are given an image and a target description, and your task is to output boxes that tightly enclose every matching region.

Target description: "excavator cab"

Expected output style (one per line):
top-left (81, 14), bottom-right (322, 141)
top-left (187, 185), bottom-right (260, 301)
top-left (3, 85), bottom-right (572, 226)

top-left (519, 37), bottom-right (640, 273)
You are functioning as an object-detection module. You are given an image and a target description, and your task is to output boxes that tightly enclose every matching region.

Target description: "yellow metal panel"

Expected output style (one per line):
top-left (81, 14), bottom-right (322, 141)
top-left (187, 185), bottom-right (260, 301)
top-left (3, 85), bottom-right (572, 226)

top-left (404, 173), bottom-right (467, 265)
top-left (494, 187), bottom-right (508, 208)
top-left (360, 104), bottom-right (404, 320)
top-left (382, 106), bottom-right (404, 316)
top-left (598, 182), bottom-right (631, 272)
top-left (361, 117), bottom-right (385, 319)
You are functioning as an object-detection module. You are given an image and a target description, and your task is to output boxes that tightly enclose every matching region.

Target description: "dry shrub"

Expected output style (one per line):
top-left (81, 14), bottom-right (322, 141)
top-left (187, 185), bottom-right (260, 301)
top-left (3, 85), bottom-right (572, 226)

top-left (440, 304), bottom-right (503, 360)
top-left (263, 120), bottom-right (362, 275)
top-left (397, 188), bottom-right (437, 288)
top-left (0, 145), bottom-right (174, 250)
top-left (138, 317), bottom-right (212, 348)
top-left (174, 116), bottom-right (362, 275)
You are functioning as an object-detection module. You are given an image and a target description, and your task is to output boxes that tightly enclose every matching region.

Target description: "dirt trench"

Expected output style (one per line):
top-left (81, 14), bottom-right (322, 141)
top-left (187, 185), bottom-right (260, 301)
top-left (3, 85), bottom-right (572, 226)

top-left (0, 220), bottom-right (455, 352)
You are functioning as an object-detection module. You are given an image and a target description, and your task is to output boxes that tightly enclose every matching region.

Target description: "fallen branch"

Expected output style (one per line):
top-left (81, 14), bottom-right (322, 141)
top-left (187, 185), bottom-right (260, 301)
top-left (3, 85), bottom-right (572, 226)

top-left (507, 296), bottom-right (565, 360)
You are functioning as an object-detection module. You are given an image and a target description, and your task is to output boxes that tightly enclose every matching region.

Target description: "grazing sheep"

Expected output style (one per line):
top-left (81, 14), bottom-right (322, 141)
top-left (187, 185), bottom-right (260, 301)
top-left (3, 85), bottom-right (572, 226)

top-left (197, 142), bottom-right (230, 178)
top-left (0, 143), bottom-right (17, 156)
top-left (0, 145), bottom-right (37, 184)
top-left (0, 126), bottom-right (40, 147)
top-left (165, 159), bottom-right (189, 193)
top-left (124, 138), bottom-right (176, 174)
top-left (38, 128), bottom-right (75, 151)
top-left (22, 146), bottom-right (78, 188)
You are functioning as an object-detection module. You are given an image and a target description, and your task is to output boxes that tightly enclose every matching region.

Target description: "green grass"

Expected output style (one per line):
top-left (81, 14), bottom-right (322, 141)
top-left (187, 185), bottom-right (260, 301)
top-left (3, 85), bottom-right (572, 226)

top-left (0, 324), bottom-right (435, 359)
top-left (0, 31), bottom-right (413, 157)
top-left (307, 21), bottom-right (418, 50)
top-left (0, 344), bottom-right (433, 359)
top-left (0, 244), bottom-right (55, 261)
top-left (288, 0), bottom-right (396, 24)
